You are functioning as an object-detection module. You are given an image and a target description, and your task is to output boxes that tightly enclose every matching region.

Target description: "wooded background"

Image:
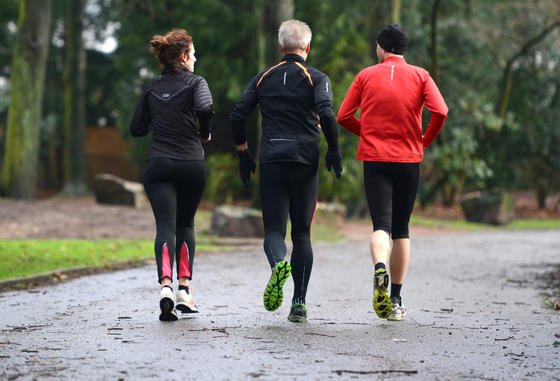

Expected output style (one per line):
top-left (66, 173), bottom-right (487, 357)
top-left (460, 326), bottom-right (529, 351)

top-left (0, 0), bottom-right (559, 215)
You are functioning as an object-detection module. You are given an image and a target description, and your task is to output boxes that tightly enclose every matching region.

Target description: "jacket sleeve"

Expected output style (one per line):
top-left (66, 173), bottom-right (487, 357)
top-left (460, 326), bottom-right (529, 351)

top-left (422, 74), bottom-right (449, 147)
top-left (129, 86), bottom-right (151, 137)
top-left (230, 75), bottom-right (259, 145)
top-left (314, 74), bottom-right (339, 150)
top-left (336, 74), bottom-right (362, 136)
top-left (193, 77), bottom-right (214, 139)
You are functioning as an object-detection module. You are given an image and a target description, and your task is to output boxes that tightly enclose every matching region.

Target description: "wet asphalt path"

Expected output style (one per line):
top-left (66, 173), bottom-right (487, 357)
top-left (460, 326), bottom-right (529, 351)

top-left (1, 230), bottom-right (559, 380)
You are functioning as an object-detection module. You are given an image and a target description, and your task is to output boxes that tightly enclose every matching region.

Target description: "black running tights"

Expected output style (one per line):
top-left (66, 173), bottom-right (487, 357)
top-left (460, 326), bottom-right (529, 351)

top-left (260, 162), bottom-right (318, 304)
top-left (143, 158), bottom-right (206, 283)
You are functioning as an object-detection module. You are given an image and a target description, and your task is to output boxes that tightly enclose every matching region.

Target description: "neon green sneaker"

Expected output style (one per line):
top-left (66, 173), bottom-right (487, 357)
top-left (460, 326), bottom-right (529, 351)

top-left (263, 261), bottom-right (291, 311)
top-left (287, 303), bottom-right (307, 323)
top-left (372, 268), bottom-right (392, 318)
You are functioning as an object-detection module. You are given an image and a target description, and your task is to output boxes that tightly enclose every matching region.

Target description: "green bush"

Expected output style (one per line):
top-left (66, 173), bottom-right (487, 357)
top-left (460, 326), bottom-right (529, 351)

top-left (204, 152), bottom-right (250, 204)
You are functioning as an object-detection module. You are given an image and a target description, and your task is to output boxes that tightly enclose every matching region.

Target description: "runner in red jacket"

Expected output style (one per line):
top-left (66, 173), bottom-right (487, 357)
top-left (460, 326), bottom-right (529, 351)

top-left (337, 24), bottom-right (448, 321)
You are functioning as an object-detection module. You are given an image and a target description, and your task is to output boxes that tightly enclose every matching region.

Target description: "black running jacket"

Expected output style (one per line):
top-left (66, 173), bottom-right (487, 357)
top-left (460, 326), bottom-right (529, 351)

top-left (130, 66), bottom-right (214, 161)
top-left (230, 54), bottom-right (339, 165)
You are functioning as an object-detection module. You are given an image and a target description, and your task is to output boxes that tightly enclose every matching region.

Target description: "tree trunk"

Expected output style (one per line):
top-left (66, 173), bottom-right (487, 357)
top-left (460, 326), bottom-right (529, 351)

top-left (260, 0), bottom-right (294, 67)
top-left (391, 0), bottom-right (401, 24)
top-left (430, 0), bottom-right (441, 84)
top-left (2, 0), bottom-right (53, 198)
top-left (62, 0), bottom-right (88, 196)
top-left (365, 0), bottom-right (401, 58)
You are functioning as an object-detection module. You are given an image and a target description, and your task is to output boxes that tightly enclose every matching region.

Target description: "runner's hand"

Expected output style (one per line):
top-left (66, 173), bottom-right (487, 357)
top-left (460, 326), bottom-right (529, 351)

top-left (238, 150), bottom-right (256, 188)
top-left (199, 132), bottom-right (211, 143)
top-left (325, 147), bottom-right (342, 179)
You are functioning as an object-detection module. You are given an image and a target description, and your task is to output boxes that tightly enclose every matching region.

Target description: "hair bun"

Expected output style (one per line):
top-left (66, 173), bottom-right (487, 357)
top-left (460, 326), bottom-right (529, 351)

top-left (150, 35), bottom-right (169, 51)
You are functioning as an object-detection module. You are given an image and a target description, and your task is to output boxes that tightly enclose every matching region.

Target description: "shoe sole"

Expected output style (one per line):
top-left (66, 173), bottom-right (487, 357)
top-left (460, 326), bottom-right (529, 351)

top-left (263, 261), bottom-right (291, 311)
top-left (373, 286), bottom-right (392, 319)
top-left (159, 297), bottom-right (178, 321)
top-left (372, 271), bottom-right (392, 319)
top-left (176, 302), bottom-right (199, 314)
top-left (287, 315), bottom-right (307, 323)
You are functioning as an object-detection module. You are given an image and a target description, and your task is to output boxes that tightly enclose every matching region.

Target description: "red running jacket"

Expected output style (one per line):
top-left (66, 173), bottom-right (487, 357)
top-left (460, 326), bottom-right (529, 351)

top-left (337, 55), bottom-right (448, 163)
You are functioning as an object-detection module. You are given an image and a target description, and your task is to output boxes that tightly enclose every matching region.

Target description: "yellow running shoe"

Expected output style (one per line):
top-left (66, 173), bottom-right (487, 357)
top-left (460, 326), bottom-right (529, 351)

top-left (372, 268), bottom-right (392, 318)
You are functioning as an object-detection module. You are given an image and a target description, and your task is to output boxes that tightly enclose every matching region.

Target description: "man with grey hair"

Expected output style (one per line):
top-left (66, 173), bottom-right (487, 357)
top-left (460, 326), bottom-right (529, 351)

top-left (231, 19), bottom-right (342, 323)
top-left (278, 19), bottom-right (312, 50)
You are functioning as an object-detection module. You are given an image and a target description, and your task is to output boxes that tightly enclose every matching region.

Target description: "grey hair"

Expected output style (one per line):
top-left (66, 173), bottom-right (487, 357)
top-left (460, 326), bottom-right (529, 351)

top-left (278, 19), bottom-right (312, 51)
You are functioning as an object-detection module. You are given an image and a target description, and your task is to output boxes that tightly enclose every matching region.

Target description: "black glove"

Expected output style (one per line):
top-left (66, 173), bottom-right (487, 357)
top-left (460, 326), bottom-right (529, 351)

top-left (325, 147), bottom-right (342, 179)
top-left (238, 150), bottom-right (256, 188)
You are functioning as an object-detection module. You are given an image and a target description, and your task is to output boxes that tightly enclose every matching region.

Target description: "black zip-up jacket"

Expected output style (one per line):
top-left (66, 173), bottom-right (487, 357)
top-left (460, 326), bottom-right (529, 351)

top-left (130, 66), bottom-right (214, 161)
top-left (230, 54), bottom-right (339, 165)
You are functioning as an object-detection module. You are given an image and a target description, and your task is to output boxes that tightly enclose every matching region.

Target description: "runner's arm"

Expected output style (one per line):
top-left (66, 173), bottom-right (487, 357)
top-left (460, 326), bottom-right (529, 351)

top-left (422, 75), bottom-right (449, 147)
top-left (129, 86), bottom-right (151, 137)
top-left (193, 77), bottom-right (214, 141)
top-left (336, 75), bottom-right (362, 136)
top-left (230, 76), bottom-right (259, 148)
top-left (314, 75), bottom-right (340, 150)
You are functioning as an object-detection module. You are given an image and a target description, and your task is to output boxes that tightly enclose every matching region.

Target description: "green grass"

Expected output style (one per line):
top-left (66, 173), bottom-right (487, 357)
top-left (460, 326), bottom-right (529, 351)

top-left (312, 223), bottom-right (346, 242)
top-left (0, 219), bottom-right (344, 282)
top-left (410, 215), bottom-right (560, 230)
top-left (0, 238), bottom-right (226, 281)
top-left (410, 215), bottom-right (493, 230)
top-left (506, 219), bottom-right (560, 230)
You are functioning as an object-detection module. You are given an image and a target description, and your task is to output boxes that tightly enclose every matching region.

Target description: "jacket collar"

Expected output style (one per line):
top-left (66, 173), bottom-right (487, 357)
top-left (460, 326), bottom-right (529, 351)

top-left (282, 54), bottom-right (306, 63)
top-left (161, 65), bottom-right (191, 75)
top-left (382, 55), bottom-right (406, 64)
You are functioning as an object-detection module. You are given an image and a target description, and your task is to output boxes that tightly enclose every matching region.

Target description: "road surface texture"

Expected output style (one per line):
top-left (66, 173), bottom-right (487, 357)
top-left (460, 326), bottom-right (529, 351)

top-left (1, 230), bottom-right (559, 380)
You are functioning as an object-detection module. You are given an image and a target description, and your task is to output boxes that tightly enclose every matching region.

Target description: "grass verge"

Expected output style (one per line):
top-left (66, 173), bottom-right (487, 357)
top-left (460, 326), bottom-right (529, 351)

top-left (0, 237), bottom-right (229, 282)
top-left (411, 215), bottom-right (560, 230)
top-left (0, 221), bottom-right (344, 283)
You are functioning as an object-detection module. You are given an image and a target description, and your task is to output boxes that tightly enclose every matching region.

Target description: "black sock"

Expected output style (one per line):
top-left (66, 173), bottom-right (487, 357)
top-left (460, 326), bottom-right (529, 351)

top-left (162, 285), bottom-right (173, 291)
top-left (179, 285), bottom-right (189, 294)
top-left (374, 262), bottom-right (386, 272)
top-left (390, 283), bottom-right (402, 301)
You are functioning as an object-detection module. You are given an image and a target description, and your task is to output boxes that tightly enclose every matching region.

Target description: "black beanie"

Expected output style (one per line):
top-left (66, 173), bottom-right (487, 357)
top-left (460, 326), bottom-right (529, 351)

top-left (376, 24), bottom-right (408, 55)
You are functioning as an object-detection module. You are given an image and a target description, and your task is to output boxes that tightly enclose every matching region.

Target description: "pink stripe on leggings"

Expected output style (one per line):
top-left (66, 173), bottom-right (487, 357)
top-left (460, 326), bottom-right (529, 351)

top-left (161, 243), bottom-right (172, 280)
top-left (177, 242), bottom-right (191, 279)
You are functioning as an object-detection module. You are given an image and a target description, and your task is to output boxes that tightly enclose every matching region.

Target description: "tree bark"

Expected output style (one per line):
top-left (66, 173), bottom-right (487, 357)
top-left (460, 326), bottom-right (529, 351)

top-left (62, 0), bottom-right (88, 196)
top-left (366, 0), bottom-right (401, 57)
top-left (391, 0), bottom-right (401, 24)
top-left (430, 0), bottom-right (441, 84)
top-left (2, 0), bottom-right (53, 198)
top-left (260, 0), bottom-right (294, 67)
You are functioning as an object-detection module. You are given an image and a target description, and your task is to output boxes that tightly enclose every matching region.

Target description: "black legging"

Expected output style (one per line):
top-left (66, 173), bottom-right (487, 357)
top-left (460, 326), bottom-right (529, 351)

top-left (260, 162), bottom-right (318, 304)
top-left (143, 158), bottom-right (206, 283)
top-left (363, 162), bottom-right (420, 239)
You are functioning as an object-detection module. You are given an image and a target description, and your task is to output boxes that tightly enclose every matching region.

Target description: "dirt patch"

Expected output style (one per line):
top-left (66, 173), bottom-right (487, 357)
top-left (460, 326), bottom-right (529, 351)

top-left (0, 197), bottom-right (155, 239)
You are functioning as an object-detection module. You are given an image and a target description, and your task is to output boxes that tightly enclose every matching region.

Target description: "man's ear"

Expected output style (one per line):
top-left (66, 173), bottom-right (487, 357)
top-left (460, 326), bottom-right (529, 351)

top-left (305, 43), bottom-right (310, 54)
top-left (279, 44), bottom-right (285, 54)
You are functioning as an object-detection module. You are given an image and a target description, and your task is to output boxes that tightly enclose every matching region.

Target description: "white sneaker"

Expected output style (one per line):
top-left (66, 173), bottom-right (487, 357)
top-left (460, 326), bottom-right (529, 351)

top-left (387, 297), bottom-right (407, 321)
top-left (176, 289), bottom-right (199, 313)
top-left (159, 286), bottom-right (178, 321)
